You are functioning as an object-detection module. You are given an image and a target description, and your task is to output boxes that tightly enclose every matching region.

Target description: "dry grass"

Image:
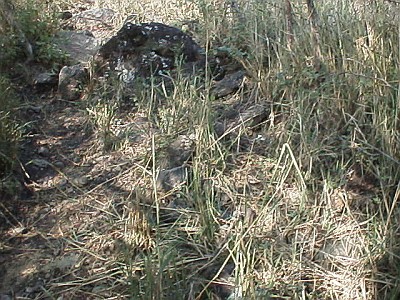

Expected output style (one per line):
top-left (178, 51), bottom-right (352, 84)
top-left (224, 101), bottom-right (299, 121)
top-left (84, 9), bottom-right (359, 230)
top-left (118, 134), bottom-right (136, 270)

top-left (1, 0), bottom-right (400, 299)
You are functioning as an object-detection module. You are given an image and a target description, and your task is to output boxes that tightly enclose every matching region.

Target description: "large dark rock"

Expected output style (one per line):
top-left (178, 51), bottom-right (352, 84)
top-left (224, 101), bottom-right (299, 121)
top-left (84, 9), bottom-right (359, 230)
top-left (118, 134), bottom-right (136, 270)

top-left (96, 22), bottom-right (205, 79)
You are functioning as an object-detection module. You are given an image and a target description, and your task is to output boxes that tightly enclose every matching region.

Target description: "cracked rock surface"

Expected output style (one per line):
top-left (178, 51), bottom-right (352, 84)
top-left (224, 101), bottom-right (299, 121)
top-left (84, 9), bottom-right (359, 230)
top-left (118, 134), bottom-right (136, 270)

top-left (96, 22), bottom-right (205, 79)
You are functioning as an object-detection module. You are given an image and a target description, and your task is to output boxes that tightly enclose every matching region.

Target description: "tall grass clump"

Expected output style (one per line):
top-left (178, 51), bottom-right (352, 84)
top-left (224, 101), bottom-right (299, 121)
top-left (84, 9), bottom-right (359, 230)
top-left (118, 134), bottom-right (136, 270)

top-left (128, 0), bottom-right (397, 298)
top-left (186, 0), bottom-right (400, 298)
top-left (0, 0), bottom-right (66, 71)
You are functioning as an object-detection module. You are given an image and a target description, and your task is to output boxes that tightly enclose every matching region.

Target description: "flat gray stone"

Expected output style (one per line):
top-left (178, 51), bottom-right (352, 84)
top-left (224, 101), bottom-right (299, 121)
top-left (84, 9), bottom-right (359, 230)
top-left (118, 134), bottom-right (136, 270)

top-left (211, 70), bottom-right (245, 98)
top-left (33, 72), bottom-right (58, 86)
top-left (54, 31), bottom-right (102, 64)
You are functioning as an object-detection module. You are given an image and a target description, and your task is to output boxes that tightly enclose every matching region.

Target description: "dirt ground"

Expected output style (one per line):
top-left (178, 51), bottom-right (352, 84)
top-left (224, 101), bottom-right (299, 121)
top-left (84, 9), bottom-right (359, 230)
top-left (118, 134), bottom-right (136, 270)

top-left (0, 7), bottom-right (128, 298)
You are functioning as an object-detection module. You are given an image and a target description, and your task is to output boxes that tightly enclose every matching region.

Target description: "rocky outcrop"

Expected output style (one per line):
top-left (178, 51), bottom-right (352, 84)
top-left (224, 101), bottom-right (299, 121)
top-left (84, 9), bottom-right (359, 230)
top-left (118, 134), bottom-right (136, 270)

top-left (95, 22), bottom-right (205, 79)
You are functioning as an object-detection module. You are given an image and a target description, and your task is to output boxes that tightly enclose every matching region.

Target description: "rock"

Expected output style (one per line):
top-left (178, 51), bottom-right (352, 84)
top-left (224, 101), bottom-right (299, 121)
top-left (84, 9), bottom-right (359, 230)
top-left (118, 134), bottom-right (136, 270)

top-left (315, 233), bottom-right (363, 269)
top-left (112, 165), bottom-right (122, 173)
top-left (96, 22), bottom-right (205, 80)
top-left (216, 103), bottom-right (269, 132)
top-left (12, 226), bottom-right (28, 235)
top-left (58, 178), bottom-right (68, 186)
top-left (72, 176), bottom-right (89, 187)
top-left (156, 166), bottom-right (189, 191)
top-left (91, 285), bottom-right (108, 294)
top-left (58, 64), bottom-right (88, 101)
top-left (212, 103), bottom-right (269, 151)
top-left (54, 31), bottom-right (102, 64)
top-left (72, 8), bottom-right (117, 33)
top-left (61, 8), bottom-right (117, 35)
top-left (29, 159), bottom-right (50, 169)
top-left (166, 134), bottom-right (195, 168)
top-left (53, 161), bottom-right (65, 169)
top-left (211, 70), bottom-right (246, 98)
top-left (26, 105), bottom-right (42, 113)
top-left (238, 104), bottom-right (269, 128)
top-left (33, 72), bottom-right (58, 89)
top-left (37, 146), bottom-right (50, 157)
top-left (60, 11), bottom-right (73, 20)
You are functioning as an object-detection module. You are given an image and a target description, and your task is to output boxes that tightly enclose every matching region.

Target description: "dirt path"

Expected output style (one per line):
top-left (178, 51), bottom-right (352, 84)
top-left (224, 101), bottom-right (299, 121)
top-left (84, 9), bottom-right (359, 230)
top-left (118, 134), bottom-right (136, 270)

top-left (1, 95), bottom-right (89, 295)
top-left (0, 8), bottom-right (133, 297)
top-left (0, 73), bottom-right (159, 298)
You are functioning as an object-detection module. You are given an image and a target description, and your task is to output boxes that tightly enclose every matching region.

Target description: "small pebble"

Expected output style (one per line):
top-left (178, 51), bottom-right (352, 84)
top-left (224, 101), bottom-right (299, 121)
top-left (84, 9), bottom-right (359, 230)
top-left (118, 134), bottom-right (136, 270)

top-left (31, 159), bottom-right (49, 168)
top-left (53, 161), bottom-right (65, 169)
top-left (60, 11), bottom-right (73, 20)
top-left (27, 105), bottom-right (42, 113)
top-left (13, 226), bottom-right (28, 235)
top-left (92, 285), bottom-right (107, 294)
top-left (113, 165), bottom-right (122, 172)
top-left (53, 248), bottom-right (61, 256)
top-left (72, 176), bottom-right (89, 187)
top-left (42, 207), bottom-right (51, 213)
top-left (58, 178), bottom-right (68, 186)
top-left (38, 146), bottom-right (50, 156)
